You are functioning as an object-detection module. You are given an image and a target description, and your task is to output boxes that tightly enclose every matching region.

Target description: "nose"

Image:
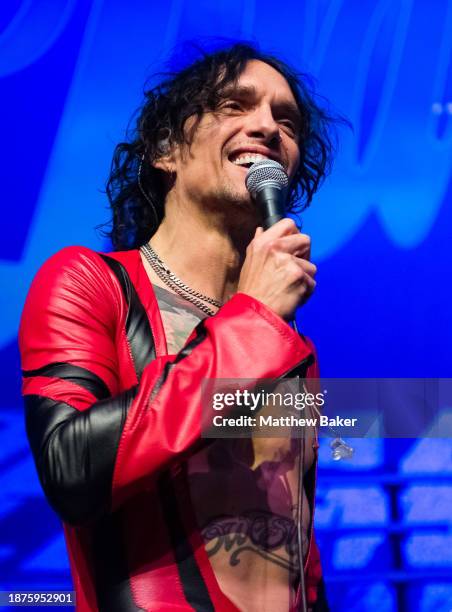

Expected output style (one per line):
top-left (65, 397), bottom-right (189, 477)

top-left (244, 104), bottom-right (281, 146)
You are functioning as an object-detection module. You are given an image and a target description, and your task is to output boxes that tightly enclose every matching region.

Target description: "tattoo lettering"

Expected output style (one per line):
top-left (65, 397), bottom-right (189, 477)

top-left (201, 510), bottom-right (308, 572)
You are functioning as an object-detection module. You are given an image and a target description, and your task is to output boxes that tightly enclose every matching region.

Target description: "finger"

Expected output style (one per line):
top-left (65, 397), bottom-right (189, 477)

top-left (272, 233), bottom-right (311, 257)
top-left (300, 270), bottom-right (317, 294)
top-left (300, 236), bottom-right (311, 262)
top-left (294, 235), bottom-right (311, 261)
top-left (284, 257), bottom-right (316, 284)
top-left (289, 259), bottom-right (317, 289)
top-left (261, 218), bottom-right (299, 238)
top-left (293, 256), bottom-right (317, 275)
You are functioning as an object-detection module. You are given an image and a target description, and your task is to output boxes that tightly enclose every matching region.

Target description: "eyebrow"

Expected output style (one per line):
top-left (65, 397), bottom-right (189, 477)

top-left (224, 84), bottom-right (258, 99)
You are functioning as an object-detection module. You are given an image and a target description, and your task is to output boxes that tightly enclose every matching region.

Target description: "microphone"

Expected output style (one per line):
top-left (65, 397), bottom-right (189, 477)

top-left (245, 159), bottom-right (289, 229)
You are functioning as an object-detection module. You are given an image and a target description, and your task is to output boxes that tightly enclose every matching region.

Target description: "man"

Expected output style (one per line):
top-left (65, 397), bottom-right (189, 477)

top-left (19, 44), bottom-right (334, 611)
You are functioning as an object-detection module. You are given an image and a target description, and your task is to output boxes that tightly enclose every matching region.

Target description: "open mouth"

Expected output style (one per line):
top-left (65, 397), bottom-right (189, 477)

top-left (228, 152), bottom-right (273, 169)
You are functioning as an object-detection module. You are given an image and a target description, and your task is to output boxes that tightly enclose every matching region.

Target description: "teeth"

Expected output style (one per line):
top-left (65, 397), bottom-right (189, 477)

top-left (231, 154), bottom-right (269, 166)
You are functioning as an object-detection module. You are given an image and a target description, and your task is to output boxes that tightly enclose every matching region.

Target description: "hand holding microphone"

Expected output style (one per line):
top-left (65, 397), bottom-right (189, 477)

top-left (237, 160), bottom-right (317, 320)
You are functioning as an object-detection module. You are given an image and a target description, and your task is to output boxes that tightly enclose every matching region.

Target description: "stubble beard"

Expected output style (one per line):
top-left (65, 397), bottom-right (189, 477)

top-left (209, 182), bottom-right (263, 242)
top-left (183, 172), bottom-right (262, 232)
top-left (209, 180), bottom-right (260, 219)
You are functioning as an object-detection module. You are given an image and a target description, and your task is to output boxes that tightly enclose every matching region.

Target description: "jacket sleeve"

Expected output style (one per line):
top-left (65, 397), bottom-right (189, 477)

top-left (19, 246), bottom-right (313, 526)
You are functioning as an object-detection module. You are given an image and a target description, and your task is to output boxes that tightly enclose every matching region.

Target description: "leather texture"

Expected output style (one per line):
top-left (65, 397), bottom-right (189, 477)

top-left (19, 246), bottom-right (324, 611)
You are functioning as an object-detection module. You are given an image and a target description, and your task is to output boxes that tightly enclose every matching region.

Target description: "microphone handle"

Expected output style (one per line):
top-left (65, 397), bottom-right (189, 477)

top-left (255, 186), bottom-right (285, 229)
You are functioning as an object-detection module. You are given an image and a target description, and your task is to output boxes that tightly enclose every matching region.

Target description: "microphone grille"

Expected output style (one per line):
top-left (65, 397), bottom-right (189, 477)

top-left (245, 159), bottom-right (289, 196)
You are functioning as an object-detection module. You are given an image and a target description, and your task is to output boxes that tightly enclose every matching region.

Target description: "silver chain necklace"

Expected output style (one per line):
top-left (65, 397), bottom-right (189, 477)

top-left (140, 243), bottom-right (222, 316)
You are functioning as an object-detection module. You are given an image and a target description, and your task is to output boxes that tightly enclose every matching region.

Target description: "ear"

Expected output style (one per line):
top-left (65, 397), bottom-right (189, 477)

top-left (151, 131), bottom-right (177, 173)
top-left (152, 152), bottom-right (176, 174)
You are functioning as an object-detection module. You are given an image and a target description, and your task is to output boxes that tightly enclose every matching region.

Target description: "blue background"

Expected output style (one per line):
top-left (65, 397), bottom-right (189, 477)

top-left (1, 1), bottom-right (451, 610)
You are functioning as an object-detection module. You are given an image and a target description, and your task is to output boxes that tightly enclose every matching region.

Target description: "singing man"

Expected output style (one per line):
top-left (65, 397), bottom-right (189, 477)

top-left (20, 43), bottom-right (336, 611)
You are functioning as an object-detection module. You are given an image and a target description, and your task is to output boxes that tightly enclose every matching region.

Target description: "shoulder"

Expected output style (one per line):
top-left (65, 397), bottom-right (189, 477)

top-left (32, 245), bottom-right (108, 279)
top-left (19, 246), bottom-right (129, 376)
top-left (21, 246), bottom-right (126, 328)
top-left (23, 246), bottom-right (145, 318)
top-left (28, 246), bottom-right (142, 290)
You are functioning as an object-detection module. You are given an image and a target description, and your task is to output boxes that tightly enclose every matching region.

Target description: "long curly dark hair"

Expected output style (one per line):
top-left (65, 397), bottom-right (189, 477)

top-left (105, 42), bottom-right (341, 250)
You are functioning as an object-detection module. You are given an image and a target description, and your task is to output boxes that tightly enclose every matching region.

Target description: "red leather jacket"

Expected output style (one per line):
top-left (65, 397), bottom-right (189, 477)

top-left (19, 246), bottom-right (325, 611)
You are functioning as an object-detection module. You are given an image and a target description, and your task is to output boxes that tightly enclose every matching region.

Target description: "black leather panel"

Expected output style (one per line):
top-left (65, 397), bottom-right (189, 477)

top-left (22, 362), bottom-right (111, 400)
top-left (91, 509), bottom-right (145, 612)
top-left (174, 319), bottom-right (208, 363)
top-left (288, 353), bottom-right (314, 379)
top-left (24, 387), bottom-right (137, 526)
top-left (99, 255), bottom-right (156, 378)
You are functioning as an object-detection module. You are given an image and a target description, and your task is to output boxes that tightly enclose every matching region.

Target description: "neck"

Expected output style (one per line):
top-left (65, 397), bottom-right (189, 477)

top-left (148, 196), bottom-right (258, 304)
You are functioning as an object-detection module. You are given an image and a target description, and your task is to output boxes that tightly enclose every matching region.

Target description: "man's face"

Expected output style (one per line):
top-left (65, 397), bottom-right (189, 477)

top-left (164, 60), bottom-right (301, 218)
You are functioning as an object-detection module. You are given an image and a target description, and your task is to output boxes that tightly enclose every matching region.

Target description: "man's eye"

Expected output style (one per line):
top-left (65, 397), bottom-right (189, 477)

top-left (279, 120), bottom-right (296, 136)
top-left (222, 101), bottom-right (243, 111)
